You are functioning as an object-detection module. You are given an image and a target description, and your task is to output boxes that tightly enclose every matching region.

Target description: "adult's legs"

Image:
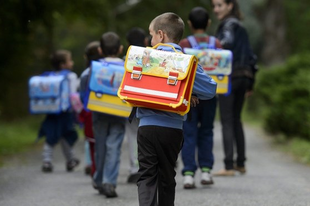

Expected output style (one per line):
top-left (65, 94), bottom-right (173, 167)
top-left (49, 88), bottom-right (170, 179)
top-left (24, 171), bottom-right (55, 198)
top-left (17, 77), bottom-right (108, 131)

top-left (219, 93), bottom-right (235, 170)
top-left (232, 78), bottom-right (247, 167)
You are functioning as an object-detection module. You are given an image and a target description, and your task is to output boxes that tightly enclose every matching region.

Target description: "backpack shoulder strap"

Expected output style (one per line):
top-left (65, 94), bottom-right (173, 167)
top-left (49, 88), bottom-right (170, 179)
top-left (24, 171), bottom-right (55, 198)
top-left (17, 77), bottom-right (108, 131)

top-left (187, 35), bottom-right (200, 49)
top-left (208, 36), bottom-right (216, 49)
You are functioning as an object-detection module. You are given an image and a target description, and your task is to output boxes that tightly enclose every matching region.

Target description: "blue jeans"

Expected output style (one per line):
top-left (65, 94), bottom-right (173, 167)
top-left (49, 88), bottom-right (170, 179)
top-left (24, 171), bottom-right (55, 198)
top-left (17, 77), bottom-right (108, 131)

top-left (181, 97), bottom-right (217, 175)
top-left (92, 112), bottom-right (125, 186)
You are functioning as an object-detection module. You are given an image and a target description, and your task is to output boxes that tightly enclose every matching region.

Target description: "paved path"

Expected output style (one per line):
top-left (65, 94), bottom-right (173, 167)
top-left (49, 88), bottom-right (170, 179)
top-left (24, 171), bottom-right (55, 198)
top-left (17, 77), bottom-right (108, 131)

top-left (1, 122), bottom-right (310, 206)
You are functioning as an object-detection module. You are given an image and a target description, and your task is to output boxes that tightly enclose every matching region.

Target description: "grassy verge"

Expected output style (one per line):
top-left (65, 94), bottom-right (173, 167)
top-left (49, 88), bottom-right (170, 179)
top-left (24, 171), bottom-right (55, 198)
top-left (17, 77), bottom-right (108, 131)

top-left (0, 115), bottom-right (84, 167)
top-left (270, 135), bottom-right (310, 166)
top-left (0, 116), bottom-right (44, 166)
top-left (242, 99), bottom-right (310, 166)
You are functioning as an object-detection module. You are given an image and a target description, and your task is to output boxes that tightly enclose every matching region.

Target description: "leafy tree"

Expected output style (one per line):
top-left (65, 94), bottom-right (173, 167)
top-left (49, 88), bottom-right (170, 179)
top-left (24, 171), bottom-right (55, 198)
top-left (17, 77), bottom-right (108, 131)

top-left (0, 0), bottom-right (108, 119)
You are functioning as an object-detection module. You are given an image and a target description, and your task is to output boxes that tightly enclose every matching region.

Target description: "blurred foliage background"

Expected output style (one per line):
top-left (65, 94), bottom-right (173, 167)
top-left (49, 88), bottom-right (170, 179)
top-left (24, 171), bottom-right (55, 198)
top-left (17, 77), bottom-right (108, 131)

top-left (0, 0), bottom-right (309, 141)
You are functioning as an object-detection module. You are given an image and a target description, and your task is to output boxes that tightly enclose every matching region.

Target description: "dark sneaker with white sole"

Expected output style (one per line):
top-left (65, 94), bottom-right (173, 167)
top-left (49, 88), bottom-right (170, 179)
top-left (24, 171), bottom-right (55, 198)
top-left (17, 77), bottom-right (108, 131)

top-left (42, 162), bottom-right (53, 173)
top-left (66, 158), bottom-right (80, 172)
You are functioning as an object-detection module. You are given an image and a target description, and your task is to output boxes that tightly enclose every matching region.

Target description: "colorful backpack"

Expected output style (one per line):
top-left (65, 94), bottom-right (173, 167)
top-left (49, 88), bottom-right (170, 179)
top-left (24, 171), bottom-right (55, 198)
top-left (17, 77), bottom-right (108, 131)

top-left (86, 60), bottom-right (132, 117)
top-left (118, 44), bottom-right (198, 116)
top-left (184, 35), bottom-right (233, 94)
top-left (28, 70), bottom-right (71, 114)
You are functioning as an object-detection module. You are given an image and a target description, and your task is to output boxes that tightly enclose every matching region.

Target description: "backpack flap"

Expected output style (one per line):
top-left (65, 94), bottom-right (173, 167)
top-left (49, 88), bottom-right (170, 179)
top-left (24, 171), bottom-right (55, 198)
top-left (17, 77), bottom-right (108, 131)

top-left (29, 74), bottom-right (70, 114)
top-left (88, 60), bottom-right (124, 96)
top-left (184, 36), bottom-right (233, 95)
top-left (183, 48), bottom-right (232, 76)
top-left (118, 44), bottom-right (198, 115)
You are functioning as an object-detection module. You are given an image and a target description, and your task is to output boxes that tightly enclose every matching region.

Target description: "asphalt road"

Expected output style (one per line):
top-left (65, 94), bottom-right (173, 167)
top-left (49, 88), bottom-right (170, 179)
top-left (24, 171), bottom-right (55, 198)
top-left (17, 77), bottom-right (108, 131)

top-left (1, 122), bottom-right (310, 206)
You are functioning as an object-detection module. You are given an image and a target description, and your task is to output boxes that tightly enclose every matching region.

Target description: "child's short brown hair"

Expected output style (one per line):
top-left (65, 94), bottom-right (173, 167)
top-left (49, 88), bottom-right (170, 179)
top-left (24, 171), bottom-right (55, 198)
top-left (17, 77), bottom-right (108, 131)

top-left (100, 32), bottom-right (121, 56)
top-left (85, 41), bottom-right (101, 67)
top-left (150, 12), bottom-right (184, 43)
top-left (50, 50), bottom-right (71, 71)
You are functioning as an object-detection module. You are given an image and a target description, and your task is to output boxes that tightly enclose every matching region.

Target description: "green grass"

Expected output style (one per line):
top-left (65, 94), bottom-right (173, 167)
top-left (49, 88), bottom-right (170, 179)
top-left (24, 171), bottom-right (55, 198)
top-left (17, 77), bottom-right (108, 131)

top-left (0, 115), bottom-right (84, 167)
top-left (271, 135), bottom-right (310, 166)
top-left (0, 116), bottom-right (44, 166)
top-left (242, 98), bottom-right (310, 166)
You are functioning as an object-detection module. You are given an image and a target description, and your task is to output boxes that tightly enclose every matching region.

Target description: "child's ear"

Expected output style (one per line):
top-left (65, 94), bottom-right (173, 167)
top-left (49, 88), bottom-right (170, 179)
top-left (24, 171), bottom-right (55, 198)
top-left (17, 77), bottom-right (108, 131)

top-left (158, 30), bottom-right (165, 43)
top-left (207, 19), bottom-right (212, 28)
top-left (59, 63), bottom-right (65, 69)
top-left (118, 45), bottom-right (124, 55)
top-left (98, 47), bottom-right (103, 56)
top-left (144, 38), bottom-right (149, 47)
top-left (187, 20), bottom-right (192, 29)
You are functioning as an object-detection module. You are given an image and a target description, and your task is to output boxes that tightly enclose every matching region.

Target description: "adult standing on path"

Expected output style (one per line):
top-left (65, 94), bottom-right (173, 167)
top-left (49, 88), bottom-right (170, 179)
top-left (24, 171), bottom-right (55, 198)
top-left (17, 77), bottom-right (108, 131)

top-left (211, 0), bottom-right (258, 176)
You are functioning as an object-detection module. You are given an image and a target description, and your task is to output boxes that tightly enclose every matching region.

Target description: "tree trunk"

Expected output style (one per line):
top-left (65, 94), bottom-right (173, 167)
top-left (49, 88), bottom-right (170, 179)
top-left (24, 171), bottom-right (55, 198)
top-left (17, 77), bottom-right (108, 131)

top-left (258, 0), bottom-right (288, 66)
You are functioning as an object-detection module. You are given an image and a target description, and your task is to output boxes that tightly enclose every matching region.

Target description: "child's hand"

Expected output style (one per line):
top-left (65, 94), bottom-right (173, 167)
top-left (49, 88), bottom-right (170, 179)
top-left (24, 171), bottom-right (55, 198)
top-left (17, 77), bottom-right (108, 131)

top-left (190, 96), bottom-right (199, 107)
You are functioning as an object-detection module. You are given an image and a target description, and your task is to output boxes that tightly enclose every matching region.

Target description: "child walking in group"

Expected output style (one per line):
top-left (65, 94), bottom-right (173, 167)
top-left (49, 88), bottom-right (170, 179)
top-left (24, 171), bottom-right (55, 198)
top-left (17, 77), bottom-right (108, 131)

top-left (38, 49), bottom-right (80, 173)
top-left (179, 6), bottom-right (222, 189)
top-left (136, 12), bottom-right (217, 206)
top-left (79, 41), bottom-right (102, 177)
top-left (91, 32), bottom-right (126, 198)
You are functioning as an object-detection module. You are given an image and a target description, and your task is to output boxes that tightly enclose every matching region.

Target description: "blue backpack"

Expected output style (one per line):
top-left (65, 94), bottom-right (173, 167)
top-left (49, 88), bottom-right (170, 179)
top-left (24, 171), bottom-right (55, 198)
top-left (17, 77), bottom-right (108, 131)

top-left (28, 70), bottom-right (71, 114)
top-left (184, 35), bottom-right (233, 95)
top-left (86, 59), bottom-right (132, 117)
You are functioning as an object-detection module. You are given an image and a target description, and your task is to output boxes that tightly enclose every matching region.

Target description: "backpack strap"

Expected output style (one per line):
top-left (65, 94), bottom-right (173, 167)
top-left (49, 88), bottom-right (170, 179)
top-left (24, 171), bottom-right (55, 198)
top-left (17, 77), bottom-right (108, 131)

top-left (208, 36), bottom-right (216, 49)
top-left (188, 35), bottom-right (217, 49)
top-left (128, 107), bottom-right (137, 123)
top-left (187, 35), bottom-right (200, 49)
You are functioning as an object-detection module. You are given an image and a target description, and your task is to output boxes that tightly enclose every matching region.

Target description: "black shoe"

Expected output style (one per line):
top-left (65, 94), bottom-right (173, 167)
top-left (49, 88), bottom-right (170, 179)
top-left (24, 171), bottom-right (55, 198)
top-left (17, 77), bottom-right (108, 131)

top-left (102, 183), bottom-right (118, 198)
top-left (92, 179), bottom-right (100, 191)
top-left (42, 162), bottom-right (53, 173)
top-left (127, 173), bottom-right (140, 184)
top-left (66, 158), bottom-right (80, 172)
top-left (84, 166), bottom-right (91, 175)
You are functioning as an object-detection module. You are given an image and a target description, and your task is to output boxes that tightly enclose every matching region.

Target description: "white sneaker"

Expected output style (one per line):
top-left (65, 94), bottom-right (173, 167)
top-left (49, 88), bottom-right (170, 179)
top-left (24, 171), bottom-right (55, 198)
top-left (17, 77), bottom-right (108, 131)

top-left (183, 175), bottom-right (195, 189)
top-left (201, 172), bottom-right (214, 185)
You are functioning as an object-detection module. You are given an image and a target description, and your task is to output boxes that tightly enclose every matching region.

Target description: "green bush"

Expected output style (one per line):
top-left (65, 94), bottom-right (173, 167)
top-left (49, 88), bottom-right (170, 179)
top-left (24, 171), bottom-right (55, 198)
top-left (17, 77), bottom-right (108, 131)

top-left (255, 53), bottom-right (310, 140)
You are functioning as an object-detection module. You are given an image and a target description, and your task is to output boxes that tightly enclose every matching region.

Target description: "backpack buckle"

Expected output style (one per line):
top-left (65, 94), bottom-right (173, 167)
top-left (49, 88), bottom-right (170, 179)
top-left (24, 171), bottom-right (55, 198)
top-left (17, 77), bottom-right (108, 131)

top-left (167, 71), bottom-right (178, 85)
top-left (131, 66), bottom-right (142, 80)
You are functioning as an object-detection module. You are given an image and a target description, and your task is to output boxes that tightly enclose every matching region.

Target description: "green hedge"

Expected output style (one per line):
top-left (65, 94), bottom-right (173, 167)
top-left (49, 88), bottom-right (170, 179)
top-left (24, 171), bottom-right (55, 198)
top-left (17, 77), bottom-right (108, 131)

top-left (254, 53), bottom-right (310, 140)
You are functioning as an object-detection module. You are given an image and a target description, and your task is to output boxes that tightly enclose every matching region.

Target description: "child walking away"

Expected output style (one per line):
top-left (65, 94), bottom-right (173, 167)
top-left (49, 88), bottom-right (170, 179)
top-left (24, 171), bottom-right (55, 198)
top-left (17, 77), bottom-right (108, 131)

top-left (79, 41), bottom-right (102, 177)
top-left (136, 13), bottom-right (217, 206)
top-left (179, 6), bottom-right (223, 189)
top-left (37, 49), bottom-right (80, 172)
top-left (91, 32), bottom-right (126, 198)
